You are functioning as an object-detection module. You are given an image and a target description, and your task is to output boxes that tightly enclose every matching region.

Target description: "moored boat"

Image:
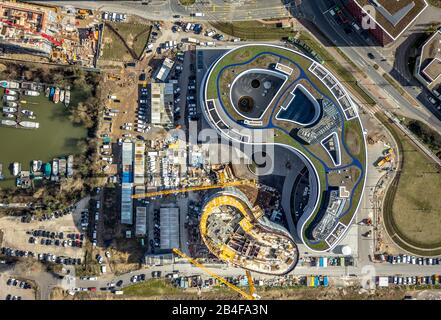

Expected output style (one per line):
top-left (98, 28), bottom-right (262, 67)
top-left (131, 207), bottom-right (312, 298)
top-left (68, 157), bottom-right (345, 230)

top-left (64, 90), bottom-right (71, 107)
top-left (19, 121), bottom-right (40, 129)
top-left (6, 101), bottom-right (17, 108)
top-left (44, 163), bottom-right (51, 177)
top-left (6, 114), bottom-right (15, 119)
top-left (52, 158), bottom-right (59, 176)
top-left (67, 155), bottom-right (73, 177)
top-left (24, 90), bottom-right (40, 96)
top-left (0, 163), bottom-right (3, 180)
top-left (49, 87), bottom-right (55, 99)
top-left (5, 89), bottom-right (18, 95)
top-left (21, 109), bottom-right (34, 116)
top-left (12, 162), bottom-right (21, 176)
top-left (60, 90), bottom-right (65, 103)
top-left (59, 158), bottom-right (67, 176)
top-left (1, 120), bottom-right (17, 126)
top-left (53, 87), bottom-right (60, 103)
top-left (45, 87), bottom-right (50, 97)
top-left (3, 107), bottom-right (17, 113)
top-left (4, 95), bottom-right (17, 101)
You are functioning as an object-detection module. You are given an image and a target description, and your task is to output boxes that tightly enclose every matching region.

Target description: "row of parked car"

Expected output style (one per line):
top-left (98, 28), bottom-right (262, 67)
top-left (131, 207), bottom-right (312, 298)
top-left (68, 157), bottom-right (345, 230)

top-left (37, 253), bottom-right (81, 266)
top-left (28, 229), bottom-right (64, 239)
top-left (6, 278), bottom-right (32, 289)
top-left (135, 87), bottom-right (150, 133)
top-left (29, 237), bottom-right (83, 249)
top-left (1, 246), bottom-right (80, 266)
top-left (387, 274), bottom-right (441, 286)
top-left (102, 12), bottom-right (127, 22)
top-left (20, 206), bottom-right (74, 223)
top-left (387, 255), bottom-right (441, 265)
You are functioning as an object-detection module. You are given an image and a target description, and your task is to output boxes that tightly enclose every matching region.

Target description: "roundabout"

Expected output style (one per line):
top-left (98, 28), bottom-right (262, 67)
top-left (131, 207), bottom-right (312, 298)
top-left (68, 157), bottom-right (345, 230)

top-left (201, 44), bottom-right (367, 253)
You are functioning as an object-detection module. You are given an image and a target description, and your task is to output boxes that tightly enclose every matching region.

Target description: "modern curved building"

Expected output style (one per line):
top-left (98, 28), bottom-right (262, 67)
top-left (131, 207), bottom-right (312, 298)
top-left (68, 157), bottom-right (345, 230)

top-left (200, 188), bottom-right (298, 275)
top-left (200, 44), bottom-right (367, 253)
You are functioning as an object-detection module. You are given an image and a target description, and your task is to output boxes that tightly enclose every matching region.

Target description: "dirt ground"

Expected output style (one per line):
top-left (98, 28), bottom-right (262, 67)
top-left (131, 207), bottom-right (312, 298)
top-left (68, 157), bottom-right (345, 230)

top-left (0, 206), bottom-right (87, 260)
top-left (0, 269), bottom-right (37, 300)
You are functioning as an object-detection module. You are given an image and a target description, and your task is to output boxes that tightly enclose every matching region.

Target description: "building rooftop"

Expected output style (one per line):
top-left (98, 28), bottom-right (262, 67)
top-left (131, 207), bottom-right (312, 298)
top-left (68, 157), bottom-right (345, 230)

top-left (419, 30), bottom-right (441, 87)
top-left (160, 207), bottom-right (180, 250)
top-left (151, 82), bottom-right (174, 126)
top-left (353, 0), bottom-right (428, 39)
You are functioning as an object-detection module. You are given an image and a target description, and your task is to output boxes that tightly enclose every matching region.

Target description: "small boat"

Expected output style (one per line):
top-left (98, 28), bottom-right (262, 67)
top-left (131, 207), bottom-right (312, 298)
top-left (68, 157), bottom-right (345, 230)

top-left (21, 109), bottom-right (34, 116)
top-left (6, 101), bottom-right (17, 108)
top-left (45, 87), bottom-right (50, 97)
top-left (28, 115), bottom-right (36, 120)
top-left (19, 121), bottom-right (40, 129)
top-left (1, 119), bottom-right (17, 126)
top-left (6, 114), bottom-right (15, 119)
top-left (0, 163), bottom-right (3, 180)
top-left (44, 163), bottom-right (51, 177)
top-left (60, 90), bottom-right (65, 103)
top-left (24, 90), bottom-right (40, 96)
top-left (32, 160), bottom-right (42, 173)
top-left (67, 155), bottom-right (73, 177)
top-left (49, 87), bottom-right (55, 99)
top-left (5, 89), bottom-right (18, 95)
top-left (13, 162), bottom-right (21, 176)
top-left (59, 158), bottom-right (67, 176)
top-left (4, 95), bottom-right (17, 101)
top-left (0, 81), bottom-right (19, 89)
top-left (53, 87), bottom-right (60, 103)
top-left (52, 158), bottom-right (59, 176)
top-left (64, 90), bottom-right (71, 107)
top-left (3, 107), bottom-right (17, 113)
top-left (8, 81), bottom-right (20, 89)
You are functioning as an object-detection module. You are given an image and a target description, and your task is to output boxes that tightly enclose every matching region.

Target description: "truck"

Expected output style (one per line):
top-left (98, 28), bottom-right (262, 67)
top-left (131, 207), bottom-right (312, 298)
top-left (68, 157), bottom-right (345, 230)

top-left (184, 37), bottom-right (199, 44)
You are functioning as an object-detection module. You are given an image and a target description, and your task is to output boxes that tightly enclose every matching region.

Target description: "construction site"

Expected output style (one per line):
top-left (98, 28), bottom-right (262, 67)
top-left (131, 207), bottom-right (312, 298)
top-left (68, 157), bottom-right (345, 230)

top-left (200, 188), bottom-right (298, 275)
top-left (0, 2), bottom-right (101, 67)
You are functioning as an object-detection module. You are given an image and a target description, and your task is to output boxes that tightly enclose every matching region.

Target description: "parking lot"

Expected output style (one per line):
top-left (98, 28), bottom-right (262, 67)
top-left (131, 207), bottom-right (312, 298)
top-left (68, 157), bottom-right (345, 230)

top-left (0, 204), bottom-right (87, 261)
top-left (0, 272), bottom-right (36, 300)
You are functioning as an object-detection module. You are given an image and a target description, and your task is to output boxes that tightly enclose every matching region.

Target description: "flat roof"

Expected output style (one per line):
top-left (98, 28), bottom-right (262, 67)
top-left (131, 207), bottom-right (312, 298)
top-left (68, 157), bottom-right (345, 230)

top-left (160, 207), bottom-right (179, 250)
top-left (422, 58), bottom-right (441, 82)
top-left (352, 0), bottom-right (428, 40)
top-left (419, 30), bottom-right (441, 85)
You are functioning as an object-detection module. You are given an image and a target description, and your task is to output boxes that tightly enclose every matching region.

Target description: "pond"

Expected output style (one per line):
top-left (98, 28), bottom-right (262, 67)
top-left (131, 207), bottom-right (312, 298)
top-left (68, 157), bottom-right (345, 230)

top-left (0, 88), bottom-right (87, 189)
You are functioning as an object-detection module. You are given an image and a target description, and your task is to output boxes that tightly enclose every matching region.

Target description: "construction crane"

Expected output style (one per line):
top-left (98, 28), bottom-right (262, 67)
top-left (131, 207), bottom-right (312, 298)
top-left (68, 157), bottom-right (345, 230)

top-left (131, 180), bottom-right (256, 199)
top-left (172, 248), bottom-right (259, 300)
top-left (246, 270), bottom-right (256, 297)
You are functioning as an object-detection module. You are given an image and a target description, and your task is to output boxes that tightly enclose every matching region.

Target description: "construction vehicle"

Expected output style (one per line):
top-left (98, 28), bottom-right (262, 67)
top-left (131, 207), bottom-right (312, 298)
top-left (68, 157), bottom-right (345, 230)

top-left (172, 248), bottom-right (259, 300)
top-left (131, 180), bottom-right (256, 199)
top-left (377, 155), bottom-right (392, 167)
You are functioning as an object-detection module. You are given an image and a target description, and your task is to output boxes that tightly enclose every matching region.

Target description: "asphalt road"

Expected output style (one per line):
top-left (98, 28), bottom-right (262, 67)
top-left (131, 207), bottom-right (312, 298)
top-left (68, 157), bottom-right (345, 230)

top-left (298, 0), bottom-right (441, 132)
top-left (31, 0), bottom-right (292, 21)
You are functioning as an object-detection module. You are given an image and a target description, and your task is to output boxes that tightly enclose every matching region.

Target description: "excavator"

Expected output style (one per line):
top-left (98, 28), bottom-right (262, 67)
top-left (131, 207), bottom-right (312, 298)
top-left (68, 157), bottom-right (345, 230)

top-left (172, 248), bottom-right (259, 300)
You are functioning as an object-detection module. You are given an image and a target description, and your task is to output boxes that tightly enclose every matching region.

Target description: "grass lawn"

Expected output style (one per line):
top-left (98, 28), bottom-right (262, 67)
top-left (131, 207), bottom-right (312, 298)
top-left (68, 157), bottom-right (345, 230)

top-left (179, 0), bottom-right (196, 5)
top-left (101, 22), bottom-right (151, 61)
top-left (428, 0), bottom-right (441, 8)
top-left (123, 279), bottom-right (183, 297)
top-left (211, 21), bottom-right (297, 41)
top-left (379, 114), bottom-right (441, 255)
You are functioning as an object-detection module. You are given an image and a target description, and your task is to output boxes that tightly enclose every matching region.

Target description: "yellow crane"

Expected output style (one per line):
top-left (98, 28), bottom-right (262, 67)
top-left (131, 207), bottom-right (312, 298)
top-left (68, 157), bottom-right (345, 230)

top-left (172, 248), bottom-right (258, 300)
top-left (131, 180), bottom-right (256, 199)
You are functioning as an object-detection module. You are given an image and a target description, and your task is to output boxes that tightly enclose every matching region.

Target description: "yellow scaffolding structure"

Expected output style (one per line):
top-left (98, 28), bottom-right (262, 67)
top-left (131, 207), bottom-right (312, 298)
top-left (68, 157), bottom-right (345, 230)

top-left (131, 180), bottom-right (256, 199)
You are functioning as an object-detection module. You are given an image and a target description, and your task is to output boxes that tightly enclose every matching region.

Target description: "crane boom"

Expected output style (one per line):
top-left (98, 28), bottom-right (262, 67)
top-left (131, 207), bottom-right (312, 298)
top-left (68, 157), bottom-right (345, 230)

top-left (246, 271), bottom-right (255, 296)
top-left (131, 180), bottom-right (256, 199)
top-left (172, 248), bottom-right (255, 300)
